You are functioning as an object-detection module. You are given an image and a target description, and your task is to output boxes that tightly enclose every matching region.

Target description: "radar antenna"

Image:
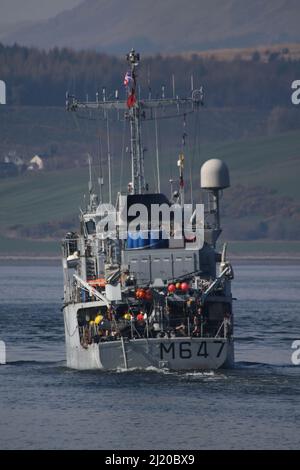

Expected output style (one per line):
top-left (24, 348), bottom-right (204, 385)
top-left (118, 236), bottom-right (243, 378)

top-left (66, 49), bottom-right (204, 196)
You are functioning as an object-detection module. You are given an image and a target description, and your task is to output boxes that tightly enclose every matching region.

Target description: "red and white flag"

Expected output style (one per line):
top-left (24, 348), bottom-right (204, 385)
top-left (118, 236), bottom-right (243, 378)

top-left (124, 71), bottom-right (133, 87)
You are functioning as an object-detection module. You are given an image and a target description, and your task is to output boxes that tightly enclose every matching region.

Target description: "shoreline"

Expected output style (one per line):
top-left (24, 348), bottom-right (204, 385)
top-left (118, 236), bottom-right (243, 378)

top-left (1, 254), bottom-right (299, 265)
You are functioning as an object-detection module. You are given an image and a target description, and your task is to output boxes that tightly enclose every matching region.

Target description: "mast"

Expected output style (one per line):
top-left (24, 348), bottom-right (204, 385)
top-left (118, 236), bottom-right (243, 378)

top-left (97, 133), bottom-right (104, 203)
top-left (126, 49), bottom-right (145, 194)
top-left (66, 49), bottom-right (204, 200)
top-left (87, 153), bottom-right (98, 212)
top-left (154, 110), bottom-right (161, 193)
top-left (106, 116), bottom-right (112, 204)
top-left (178, 153), bottom-right (185, 207)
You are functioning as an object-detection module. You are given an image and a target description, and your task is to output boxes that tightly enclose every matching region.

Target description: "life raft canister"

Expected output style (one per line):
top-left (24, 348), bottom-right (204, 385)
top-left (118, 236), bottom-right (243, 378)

top-left (88, 278), bottom-right (106, 288)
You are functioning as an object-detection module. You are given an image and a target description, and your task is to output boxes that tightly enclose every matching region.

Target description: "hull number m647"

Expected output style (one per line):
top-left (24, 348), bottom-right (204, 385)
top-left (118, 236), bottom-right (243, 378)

top-left (160, 341), bottom-right (225, 360)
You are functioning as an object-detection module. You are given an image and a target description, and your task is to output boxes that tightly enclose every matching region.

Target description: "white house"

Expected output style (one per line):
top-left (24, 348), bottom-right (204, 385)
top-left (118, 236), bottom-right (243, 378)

top-left (28, 155), bottom-right (44, 171)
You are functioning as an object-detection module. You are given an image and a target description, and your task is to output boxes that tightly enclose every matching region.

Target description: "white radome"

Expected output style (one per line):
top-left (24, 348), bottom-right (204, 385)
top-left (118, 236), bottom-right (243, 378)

top-left (200, 158), bottom-right (230, 190)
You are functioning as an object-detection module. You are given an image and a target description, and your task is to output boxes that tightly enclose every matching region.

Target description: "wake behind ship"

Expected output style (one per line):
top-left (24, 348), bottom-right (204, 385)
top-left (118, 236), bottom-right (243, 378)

top-left (62, 49), bottom-right (235, 370)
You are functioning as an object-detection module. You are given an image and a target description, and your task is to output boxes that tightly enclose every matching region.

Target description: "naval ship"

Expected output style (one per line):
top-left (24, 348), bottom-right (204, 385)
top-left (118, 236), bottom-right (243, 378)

top-left (62, 49), bottom-right (234, 370)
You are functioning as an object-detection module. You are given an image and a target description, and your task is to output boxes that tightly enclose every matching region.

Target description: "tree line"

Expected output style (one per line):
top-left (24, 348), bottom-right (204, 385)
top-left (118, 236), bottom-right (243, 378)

top-left (1, 43), bottom-right (300, 108)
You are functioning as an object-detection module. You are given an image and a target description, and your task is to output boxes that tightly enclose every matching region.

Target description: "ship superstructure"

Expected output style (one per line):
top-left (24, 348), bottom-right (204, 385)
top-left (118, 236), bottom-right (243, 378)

top-left (62, 50), bottom-right (234, 370)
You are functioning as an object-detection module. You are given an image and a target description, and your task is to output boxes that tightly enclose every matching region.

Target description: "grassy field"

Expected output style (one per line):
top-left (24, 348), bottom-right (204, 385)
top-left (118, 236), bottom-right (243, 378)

top-left (0, 129), bottom-right (300, 255)
top-left (198, 130), bottom-right (300, 200)
top-left (1, 129), bottom-right (299, 227)
top-left (0, 167), bottom-right (88, 226)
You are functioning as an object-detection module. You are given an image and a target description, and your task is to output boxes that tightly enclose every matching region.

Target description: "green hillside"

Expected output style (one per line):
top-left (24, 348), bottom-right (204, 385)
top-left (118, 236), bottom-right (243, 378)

top-left (0, 129), bottom-right (300, 255)
top-left (159, 129), bottom-right (300, 201)
top-left (0, 167), bottom-right (88, 227)
top-left (0, 129), bottom-right (299, 224)
top-left (201, 130), bottom-right (300, 200)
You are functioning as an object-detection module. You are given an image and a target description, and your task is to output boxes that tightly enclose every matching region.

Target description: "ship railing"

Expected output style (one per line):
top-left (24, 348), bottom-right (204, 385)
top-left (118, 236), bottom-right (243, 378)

top-left (77, 313), bottom-right (230, 345)
top-left (214, 320), bottom-right (225, 339)
top-left (74, 284), bottom-right (104, 304)
top-left (73, 274), bottom-right (110, 306)
top-left (62, 237), bottom-right (79, 258)
top-left (214, 318), bottom-right (232, 339)
top-left (74, 283), bottom-right (83, 303)
top-left (123, 315), bottom-right (229, 340)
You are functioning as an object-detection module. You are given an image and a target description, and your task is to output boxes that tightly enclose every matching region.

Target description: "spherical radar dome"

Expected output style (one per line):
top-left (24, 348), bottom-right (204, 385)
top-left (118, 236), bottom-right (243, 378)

top-left (200, 159), bottom-right (230, 190)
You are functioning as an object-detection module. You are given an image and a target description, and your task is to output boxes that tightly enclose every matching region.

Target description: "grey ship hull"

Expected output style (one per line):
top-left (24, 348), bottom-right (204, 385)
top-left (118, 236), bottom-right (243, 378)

top-left (62, 50), bottom-right (235, 373)
top-left (98, 337), bottom-right (234, 370)
top-left (63, 304), bottom-right (234, 371)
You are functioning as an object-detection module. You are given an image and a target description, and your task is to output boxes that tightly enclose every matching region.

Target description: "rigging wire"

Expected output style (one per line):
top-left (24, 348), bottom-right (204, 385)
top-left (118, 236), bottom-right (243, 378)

top-left (187, 113), bottom-right (194, 206)
top-left (154, 109), bottom-right (161, 193)
top-left (196, 107), bottom-right (201, 176)
top-left (141, 114), bottom-right (156, 192)
top-left (69, 107), bottom-right (195, 123)
top-left (190, 105), bottom-right (201, 206)
top-left (119, 116), bottom-right (127, 194)
top-left (106, 115), bottom-right (112, 204)
top-left (189, 147), bottom-right (194, 206)
top-left (94, 106), bottom-right (105, 203)
top-left (97, 129), bottom-right (104, 203)
top-left (110, 119), bottom-right (116, 203)
top-left (71, 111), bottom-right (96, 193)
top-left (146, 116), bottom-right (156, 191)
top-left (71, 112), bottom-right (82, 135)
top-left (67, 85), bottom-right (200, 205)
top-left (168, 121), bottom-right (174, 199)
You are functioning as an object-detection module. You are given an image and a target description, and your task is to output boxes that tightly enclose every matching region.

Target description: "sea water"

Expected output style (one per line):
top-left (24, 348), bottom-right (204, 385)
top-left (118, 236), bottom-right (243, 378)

top-left (0, 262), bottom-right (299, 450)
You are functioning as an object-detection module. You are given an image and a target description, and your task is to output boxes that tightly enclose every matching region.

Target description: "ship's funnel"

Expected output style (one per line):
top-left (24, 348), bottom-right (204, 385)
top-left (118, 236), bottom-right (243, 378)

top-left (200, 159), bottom-right (230, 190)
